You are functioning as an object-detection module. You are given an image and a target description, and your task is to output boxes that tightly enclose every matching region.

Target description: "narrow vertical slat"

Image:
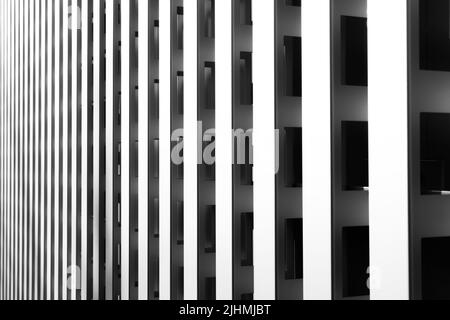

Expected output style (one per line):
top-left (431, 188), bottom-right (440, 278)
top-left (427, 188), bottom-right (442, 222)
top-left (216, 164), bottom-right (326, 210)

top-left (81, 0), bottom-right (89, 301)
top-left (120, 0), bottom-right (130, 301)
top-left (18, 0), bottom-right (24, 300)
top-left (23, 0), bottom-right (29, 300)
top-left (92, 0), bottom-right (101, 301)
top-left (61, 0), bottom-right (69, 301)
top-left (14, 0), bottom-right (19, 300)
top-left (40, 0), bottom-right (46, 300)
top-left (104, 0), bottom-right (115, 300)
top-left (34, 0), bottom-right (40, 300)
top-left (368, 0), bottom-right (410, 300)
top-left (159, 0), bottom-right (171, 301)
top-left (28, 0), bottom-right (35, 300)
top-left (71, 0), bottom-right (79, 301)
top-left (137, 0), bottom-right (149, 301)
top-left (253, 0), bottom-right (276, 300)
top-left (0, 0), bottom-right (4, 299)
top-left (215, 0), bottom-right (233, 300)
top-left (46, 0), bottom-right (53, 300)
top-left (54, 0), bottom-right (61, 300)
top-left (302, 0), bottom-right (333, 300)
top-left (183, 0), bottom-right (198, 300)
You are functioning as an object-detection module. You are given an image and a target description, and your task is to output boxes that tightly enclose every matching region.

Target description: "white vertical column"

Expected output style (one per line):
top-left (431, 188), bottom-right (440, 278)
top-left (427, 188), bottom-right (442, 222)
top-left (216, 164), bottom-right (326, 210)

top-left (28, 0), bottom-right (35, 300)
top-left (105, 0), bottom-right (115, 300)
top-left (368, 0), bottom-right (410, 300)
top-left (18, 0), bottom-right (24, 300)
top-left (183, 0), bottom-right (198, 301)
top-left (62, 0), bottom-right (69, 301)
top-left (302, 0), bottom-right (332, 300)
top-left (71, 0), bottom-right (79, 301)
top-left (34, 0), bottom-right (40, 301)
top-left (215, 0), bottom-right (233, 300)
top-left (0, 1), bottom-right (6, 300)
top-left (0, 0), bottom-right (3, 300)
top-left (5, 0), bottom-right (10, 299)
top-left (46, 0), bottom-right (53, 300)
top-left (0, 0), bottom-right (4, 299)
top-left (14, 0), bottom-right (20, 300)
top-left (23, 0), bottom-right (29, 300)
top-left (92, 0), bottom-right (101, 301)
top-left (7, 0), bottom-right (12, 300)
top-left (81, 0), bottom-right (89, 301)
top-left (137, 0), bottom-right (149, 301)
top-left (159, 0), bottom-right (171, 301)
top-left (253, 0), bottom-right (276, 300)
top-left (40, 0), bottom-right (46, 300)
top-left (12, 0), bottom-right (17, 300)
top-left (54, 0), bottom-right (61, 300)
top-left (120, 0), bottom-right (130, 301)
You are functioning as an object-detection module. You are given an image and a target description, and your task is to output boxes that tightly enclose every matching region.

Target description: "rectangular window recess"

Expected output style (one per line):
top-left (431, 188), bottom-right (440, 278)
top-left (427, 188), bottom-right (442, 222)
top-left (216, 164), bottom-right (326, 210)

top-left (342, 226), bottom-right (370, 298)
top-left (153, 139), bottom-right (160, 179)
top-left (422, 236), bottom-right (450, 300)
top-left (284, 127), bottom-right (302, 188)
top-left (341, 16), bottom-right (368, 86)
top-left (284, 36), bottom-right (302, 97)
top-left (241, 212), bottom-right (254, 267)
top-left (177, 71), bottom-right (184, 115)
top-left (342, 121), bottom-right (368, 191)
top-left (177, 201), bottom-right (184, 245)
top-left (204, 0), bottom-right (215, 38)
top-left (153, 198), bottom-right (159, 238)
top-left (421, 113), bottom-right (450, 195)
top-left (239, 52), bottom-right (253, 106)
top-left (419, 0), bottom-right (450, 71)
top-left (239, 0), bottom-right (252, 25)
top-left (205, 277), bottom-right (216, 300)
top-left (177, 7), bottom-right (184, 50)
top-left (285, 218), bottom-right (303, 280)
top-left (205, 205), bottom-right (216, 253)
top-left (204, 62), bottom-right (215, 110)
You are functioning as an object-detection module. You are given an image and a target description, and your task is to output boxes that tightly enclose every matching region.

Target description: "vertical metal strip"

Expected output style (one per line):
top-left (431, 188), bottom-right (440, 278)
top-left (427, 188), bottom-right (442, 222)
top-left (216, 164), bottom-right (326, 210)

top-left (46, 0), bottom-right (53, 300)
top-left (159, 0), bottom-right (171, 301)
top-left (302, 0), bottom-right (333, 300)
top-left (92, 0), bottom-right (101, 301)
top-left (18, 0), bottom-right (23, 300)
top-left (120, 0), bottom-right (130, 301)
top-left (368, 0), bottom-right (410, 300)
top-left (54, 0), bottom-right (61, 300)
top-left (105, 0), bottom-right (115, 300)
top-left (40, 0), bottom-right (46, 300)
top-left (183, 0), bottom-right (198, 301)
top-left (137, 0), bottom-right (149, 301)
top-left (23, 0), bottom-right (29, 300)
top-left (71, 0), bottom-right (79, 301)
top-left (253, 0), bottom-right (276, 300)
top-left (215, 0), bottom-right (233, 300)
top-left (81, 0), bottom-right (89, 301)
top-left (62, 0), bottom-right (69, 301)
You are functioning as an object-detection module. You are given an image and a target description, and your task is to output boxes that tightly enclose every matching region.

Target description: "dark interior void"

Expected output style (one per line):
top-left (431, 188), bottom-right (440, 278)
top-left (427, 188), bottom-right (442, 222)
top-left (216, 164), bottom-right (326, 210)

top-left (342, 226), bottom-right (369, 298)
top-left (284, 128), bottom-right (302, 188)
top-left (284, 36), bottom-right (302, 97)
top-left (341, 16), bottom-right (367, 86)
top-left (342, 121), bottom-right (368, 191)
top-left (422, 237), bottom-right (450, 300)
top-left (285, 219), bottom-right (303, 280)
top-left (419, 0), bottom-right (450, 71)
top-left (286, 0), bottom-right (301, 6)
top-left (420, 113), bottom-right (450, 194)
